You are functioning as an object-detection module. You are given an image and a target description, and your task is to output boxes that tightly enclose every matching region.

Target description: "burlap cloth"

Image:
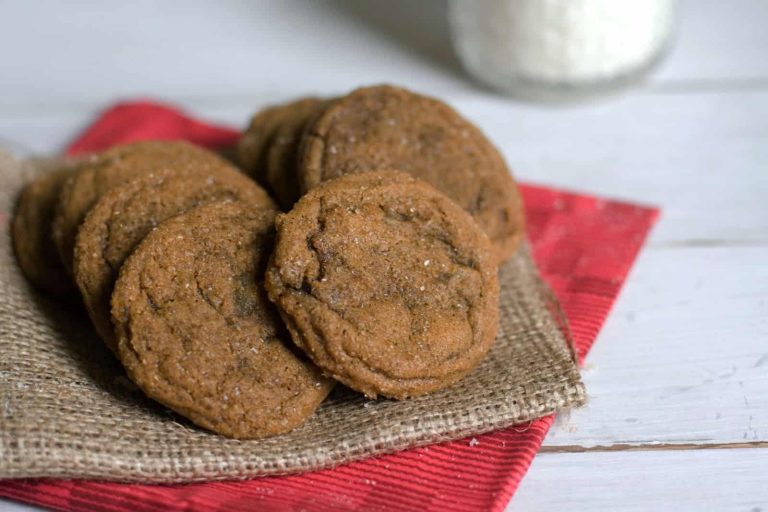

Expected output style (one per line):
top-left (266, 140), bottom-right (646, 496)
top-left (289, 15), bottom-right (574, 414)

top-left (0, 149), bottom-right (585, 483)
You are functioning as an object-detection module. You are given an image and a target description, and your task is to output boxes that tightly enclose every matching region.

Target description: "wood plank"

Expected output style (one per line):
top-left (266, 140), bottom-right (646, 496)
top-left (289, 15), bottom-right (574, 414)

top-left (1, 0), bottom-right (767, 117)
top-left (509, 448), bottom-right (768, 512)
top-left (449, 90), bottom-right (768, 245)
top-left (0, 0), bottom-right (468, 112)
top-left (0, 500), bottom-right (37, 512)
top-left (543, 244), bottom-right (768, 448)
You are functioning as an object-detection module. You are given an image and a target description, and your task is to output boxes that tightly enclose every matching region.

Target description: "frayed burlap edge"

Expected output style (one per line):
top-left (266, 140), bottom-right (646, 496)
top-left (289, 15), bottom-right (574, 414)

top-left (0, 149), bottom-right (585, 483)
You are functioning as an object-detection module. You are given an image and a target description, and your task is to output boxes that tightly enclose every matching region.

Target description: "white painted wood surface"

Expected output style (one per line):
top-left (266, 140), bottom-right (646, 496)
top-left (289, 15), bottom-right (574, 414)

top-left (512, 448), bottom-right (768, 512)
top-left (546, 245), bottom-right (768, 447)
top-left (0, 1), bottom-right (766, 511)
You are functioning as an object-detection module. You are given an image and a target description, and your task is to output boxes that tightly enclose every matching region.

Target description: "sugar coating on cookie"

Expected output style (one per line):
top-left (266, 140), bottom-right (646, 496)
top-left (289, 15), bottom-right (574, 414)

top-left (111, 201), bottom-right (333, 439)
top-left (266, 170), bottom-right (500, 399)
top-left (53, 140), bottom-right (236, 274)
top-left (298, 85), bottom-right (525, 262)
top-left (74, 165), bottom-right (275, 352)
top-left (12, 164), bottom-right (79, 298)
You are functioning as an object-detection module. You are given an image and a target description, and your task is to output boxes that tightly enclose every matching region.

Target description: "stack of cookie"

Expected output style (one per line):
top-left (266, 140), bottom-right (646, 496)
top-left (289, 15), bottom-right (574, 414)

top-left (239, 85), bottom-right (525, 263)
top-left (12, 84), bottom-right (524, 439)
top-left (14, 140), bottom-right (333, 439)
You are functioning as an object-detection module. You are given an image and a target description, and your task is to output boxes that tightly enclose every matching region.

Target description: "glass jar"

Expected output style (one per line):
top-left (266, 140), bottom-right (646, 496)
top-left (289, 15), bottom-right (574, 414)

top-left (449, 0), bottom-right (677, 101)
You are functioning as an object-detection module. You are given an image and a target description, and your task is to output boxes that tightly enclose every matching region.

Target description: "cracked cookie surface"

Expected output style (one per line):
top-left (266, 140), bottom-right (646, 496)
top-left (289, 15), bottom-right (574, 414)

top-left (53, 140), bottom-right (236, 274)
top-left (298, 85), bottom-right (525, 262)
top-left (74, 165), bottom-right (275, 352)
top-left (111, 200), bottom-right (333, 439)
top-left (266, 171), bottom-right (500, 399)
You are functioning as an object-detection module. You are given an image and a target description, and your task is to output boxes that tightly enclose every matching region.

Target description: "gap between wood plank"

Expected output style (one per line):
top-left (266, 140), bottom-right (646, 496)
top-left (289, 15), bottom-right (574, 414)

top-left (2, 76), bottom-right (768, 118)
top-left (649, 238), bottom-right (768, 249)
top-left (540, 440), bottom-right (768, 454)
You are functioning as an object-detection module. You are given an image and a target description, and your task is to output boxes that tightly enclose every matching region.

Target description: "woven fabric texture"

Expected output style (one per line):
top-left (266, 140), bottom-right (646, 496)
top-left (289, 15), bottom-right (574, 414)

top-left (0, 148), bottom-right (584, 483)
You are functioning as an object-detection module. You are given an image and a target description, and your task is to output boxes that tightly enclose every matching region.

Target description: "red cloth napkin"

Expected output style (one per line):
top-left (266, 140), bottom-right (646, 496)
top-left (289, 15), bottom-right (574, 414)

top-left (0, 101), bottom-right (659, 512)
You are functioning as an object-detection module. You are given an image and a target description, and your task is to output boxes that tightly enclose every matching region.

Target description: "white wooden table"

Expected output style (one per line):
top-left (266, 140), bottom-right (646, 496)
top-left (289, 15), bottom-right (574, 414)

top-left (1, 1), bottom-right (766, 510)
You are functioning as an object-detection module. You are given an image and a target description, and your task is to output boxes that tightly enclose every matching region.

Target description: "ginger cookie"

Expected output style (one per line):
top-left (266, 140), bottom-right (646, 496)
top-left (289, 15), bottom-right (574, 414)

top-left (52, 140), bottom-right (235, 274)
top-left (237, 103), bottom-right (287, 184)
top-left (12, 164), bottom-right (78, 298)
top-left (237, 99), bottom-right (321, 182)
top-left (111, 201), bottom-right (333, 439)
top-left (74, 166), bottom-right (275, 352)
top-left (298, 85), bottom-right (525, 262)
top-left (265, 171), bottom-right (500, 399)
top-left (264, 98), bottom-right (328, 209)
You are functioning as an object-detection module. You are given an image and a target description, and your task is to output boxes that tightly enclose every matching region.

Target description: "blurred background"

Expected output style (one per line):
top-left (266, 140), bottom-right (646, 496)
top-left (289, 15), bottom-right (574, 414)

top-left (1, 0), bottom-right (765, 243)
top-left (0, 1), bottom-right (764, 141)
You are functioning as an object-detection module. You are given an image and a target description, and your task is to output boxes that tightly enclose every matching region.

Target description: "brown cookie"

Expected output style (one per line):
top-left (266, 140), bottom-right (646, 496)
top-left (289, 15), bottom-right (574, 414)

top-left (237, 104), bottom-right (287, 183)
top-left (237, 98), bottom-right (324, 191)
top-left (265, 98), bottom-right (328, 209)
top-left (298, 85), bottom-right (525, 262)
top-left (265, 170), bottom-right (500, 399)
top-left (74, 165), bottom-right (276, 352)
top-left (52, 140), bottom-right (235, 274)
top-left (111, 200), bottom-right (333, 439)
top-left (12, 163), bottom-right (79, 298)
